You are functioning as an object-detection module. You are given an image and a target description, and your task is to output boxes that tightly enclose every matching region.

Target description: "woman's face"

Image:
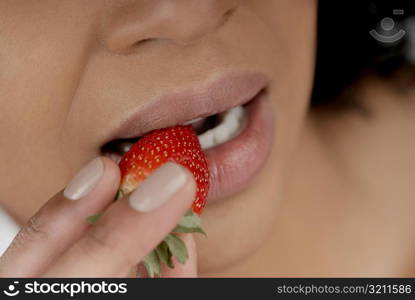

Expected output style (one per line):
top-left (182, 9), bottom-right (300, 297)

top-left (0, 0), bottom-right (316, 274)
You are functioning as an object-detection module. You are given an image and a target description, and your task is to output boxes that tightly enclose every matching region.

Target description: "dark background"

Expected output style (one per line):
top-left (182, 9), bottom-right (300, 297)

top-left (311, 0), bottom-right (415, 108)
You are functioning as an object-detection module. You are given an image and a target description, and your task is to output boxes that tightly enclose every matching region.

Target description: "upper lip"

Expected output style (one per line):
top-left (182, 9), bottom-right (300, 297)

top-left (104, 72), bottom-right (268, 143)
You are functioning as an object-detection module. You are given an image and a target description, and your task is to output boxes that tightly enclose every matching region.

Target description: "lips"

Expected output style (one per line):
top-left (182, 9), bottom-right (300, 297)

top-left (101, 72), bottom-right (274, 204)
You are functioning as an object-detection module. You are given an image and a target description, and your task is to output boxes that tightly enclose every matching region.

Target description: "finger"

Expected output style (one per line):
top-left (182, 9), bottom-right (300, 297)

top-left (45, 162), bottom-right (196, 277)
top-left (0, 157), bottom-right (120, 277)
top-left (161, 234), bottom-right (198, 278)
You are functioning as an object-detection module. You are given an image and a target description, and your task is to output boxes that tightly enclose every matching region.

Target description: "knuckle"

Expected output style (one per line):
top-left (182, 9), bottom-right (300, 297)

top-left (14, 214), bottom-right (49, 247)
top-left (83, 228), bottom-right (116, 252)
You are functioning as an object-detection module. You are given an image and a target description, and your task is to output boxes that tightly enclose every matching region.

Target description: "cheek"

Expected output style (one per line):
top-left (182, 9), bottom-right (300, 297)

top-left (0, 3), bottom-right (99, 221)
top-left (248, 0), bottom-right (317, 156)
top-left (255, 0), bottom-right (317, 178)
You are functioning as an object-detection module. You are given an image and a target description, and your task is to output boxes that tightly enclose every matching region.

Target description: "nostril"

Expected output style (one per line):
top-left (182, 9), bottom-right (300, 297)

top-left (105, 34), bottom-right (161, 55)
top-left (132, 38), bottom-right (157, 48)
top-left (224, 8), bottom-right (236, 22)
top-left (101, 0), bottom-right (240, 54)
top-left (216, 7), bottom-right (237, 31)
top-left (124, 38), bottom-right (160, 53)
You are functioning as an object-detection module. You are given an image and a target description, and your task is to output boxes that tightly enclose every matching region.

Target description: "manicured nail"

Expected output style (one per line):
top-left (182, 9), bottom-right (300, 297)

top-left (129, 162), bottom-right (189, 212)
top-left (63, 158), bottom-right (104, 200)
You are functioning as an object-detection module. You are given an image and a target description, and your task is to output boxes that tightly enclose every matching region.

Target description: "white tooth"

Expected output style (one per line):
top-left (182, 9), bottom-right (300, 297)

top-left (184, 117), bottom-right (203, 126)
top-left (122, 143), bottom-right (133, 153)
top-left (198, 105), bottom-right (246, 150)
top-left (213, 116), bottom-right (238, 145)
top-left (198, 130), bottom-right (215, 150)
top-left (228, 106), bottom-right (244, 121)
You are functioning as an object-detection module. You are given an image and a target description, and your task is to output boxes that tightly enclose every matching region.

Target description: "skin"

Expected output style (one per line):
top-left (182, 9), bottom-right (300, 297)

top-left (0, 0), bottom-right (414, 277)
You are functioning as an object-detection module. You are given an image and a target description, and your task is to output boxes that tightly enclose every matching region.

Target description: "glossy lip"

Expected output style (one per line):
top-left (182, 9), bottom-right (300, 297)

top-left (104, 72), bottom-right (268, 142)
top-left (205, 90), bottom-right (274, 204)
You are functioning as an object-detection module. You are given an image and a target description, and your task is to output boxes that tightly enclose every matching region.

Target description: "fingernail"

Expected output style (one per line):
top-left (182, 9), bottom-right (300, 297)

top-left (129, 162), bottom-right (189, 212)
top-left (63, 158), bottom-right (104, 200)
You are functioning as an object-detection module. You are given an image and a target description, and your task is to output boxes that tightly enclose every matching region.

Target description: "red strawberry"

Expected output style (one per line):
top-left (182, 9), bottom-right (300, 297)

top-left (88, 126), bottom-right (209, 275)
top-left (118, 125), bottom-right (209, 214)
top-left (115, 125), bottom-right (209, 276)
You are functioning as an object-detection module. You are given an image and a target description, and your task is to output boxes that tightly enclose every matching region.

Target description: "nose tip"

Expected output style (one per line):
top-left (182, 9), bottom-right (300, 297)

top-left (101, 0), bottom-right (239, 53)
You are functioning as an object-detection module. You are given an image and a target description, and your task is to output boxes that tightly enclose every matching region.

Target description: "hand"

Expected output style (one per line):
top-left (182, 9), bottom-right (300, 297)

top-left (0, 157), bottom-right (197, 277)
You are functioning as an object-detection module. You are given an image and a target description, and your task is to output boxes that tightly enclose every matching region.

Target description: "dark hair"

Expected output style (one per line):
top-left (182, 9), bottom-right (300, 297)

top-left (311, 0), bottom-right (415, 109)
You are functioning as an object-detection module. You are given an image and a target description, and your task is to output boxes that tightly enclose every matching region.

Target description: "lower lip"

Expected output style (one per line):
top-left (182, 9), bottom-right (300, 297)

top-left (205, 90), bottom-right (274, 204)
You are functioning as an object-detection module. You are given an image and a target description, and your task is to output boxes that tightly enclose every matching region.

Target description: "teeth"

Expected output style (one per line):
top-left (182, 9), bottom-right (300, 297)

top-left (105, 106), bottom-right (246, 159)
top-left (198, 105), bottom-right (246, 150)
top-left (119, 142), bottom-right (133, 153)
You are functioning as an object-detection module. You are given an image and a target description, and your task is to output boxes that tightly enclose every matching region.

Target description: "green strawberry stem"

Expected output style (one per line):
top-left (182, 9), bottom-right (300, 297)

top-left (143, 210), bottom-right (205, 277)
top-left (87, 189), bottom-right (206, 278)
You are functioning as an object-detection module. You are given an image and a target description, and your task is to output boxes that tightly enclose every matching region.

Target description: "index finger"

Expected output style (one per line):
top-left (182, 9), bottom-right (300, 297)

top-left (45, 162), bottom-right (196, 277)
top-left (0, 157), bottom-right (120, 277)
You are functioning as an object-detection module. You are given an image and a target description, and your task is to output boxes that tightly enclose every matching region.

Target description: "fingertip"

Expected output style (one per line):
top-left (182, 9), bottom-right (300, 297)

top-left (100, 156), bottom-right (121, 189)
top-left (63, 156), bottom-right (120, 208)
top-left (79, 156), bottom-right (120, 208)
top-left (127, 162), bottom-right (196, 213)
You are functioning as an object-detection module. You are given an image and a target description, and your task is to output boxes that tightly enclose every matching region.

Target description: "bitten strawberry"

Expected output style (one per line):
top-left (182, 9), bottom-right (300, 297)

top-left (118, 125), bottom-right (209, 215)
top-left (113, 125), bottom-right (209, 276)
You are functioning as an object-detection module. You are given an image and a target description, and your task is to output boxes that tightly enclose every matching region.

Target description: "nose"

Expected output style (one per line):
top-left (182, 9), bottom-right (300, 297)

top-left (102, 0), bottom-right (239, 53)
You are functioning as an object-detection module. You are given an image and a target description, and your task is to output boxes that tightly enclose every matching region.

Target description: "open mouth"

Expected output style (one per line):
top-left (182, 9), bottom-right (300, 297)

top-left (100, 73), bottom-right (274, 204)
top-left (101, 102), bottom-right (249, 163)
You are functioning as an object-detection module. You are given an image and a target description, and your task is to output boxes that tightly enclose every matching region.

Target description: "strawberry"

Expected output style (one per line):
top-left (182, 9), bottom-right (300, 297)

top-left (118, 125), bottom-right (209, 215)
top-left (92, 125), bottom-right (209, 277)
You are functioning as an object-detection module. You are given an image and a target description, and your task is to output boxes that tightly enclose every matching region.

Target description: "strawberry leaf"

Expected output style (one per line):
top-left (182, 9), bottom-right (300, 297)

top-left (172, 210), bottom-right (207, 235)
top-left (143, 251), bottom-right (161, 278)
top-left (179, 212), bottom-right (202, 228)
top-left (155, 241), bottom-right (174, 268)
top-left (115, 189), bottom-right (124, 201)
top-left (164, 234), bottom-right (188, 264)
top-left (172, 224), bottom-right (206, 235)
top-left (184, 209), bottom-right (194, 217)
